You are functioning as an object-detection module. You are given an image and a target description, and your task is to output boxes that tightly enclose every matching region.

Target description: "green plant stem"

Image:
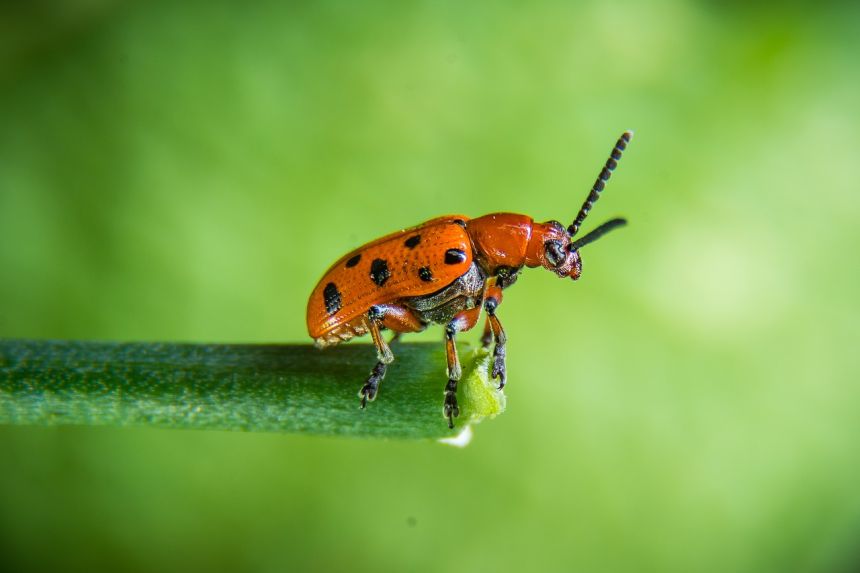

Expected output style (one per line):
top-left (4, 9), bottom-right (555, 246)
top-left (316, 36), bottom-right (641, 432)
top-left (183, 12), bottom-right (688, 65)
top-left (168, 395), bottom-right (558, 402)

top-left (0, 339), bottom-right (504, 440)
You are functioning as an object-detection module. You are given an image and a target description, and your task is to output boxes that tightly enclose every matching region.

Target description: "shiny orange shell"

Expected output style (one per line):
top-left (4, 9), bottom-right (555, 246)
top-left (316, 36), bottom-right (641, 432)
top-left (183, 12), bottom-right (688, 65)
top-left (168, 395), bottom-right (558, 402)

top-left (307, 215), bottom-right (473, 339)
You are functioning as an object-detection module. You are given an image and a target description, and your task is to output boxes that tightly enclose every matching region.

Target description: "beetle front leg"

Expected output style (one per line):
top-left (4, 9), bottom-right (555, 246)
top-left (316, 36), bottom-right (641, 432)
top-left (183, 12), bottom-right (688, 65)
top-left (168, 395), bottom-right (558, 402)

top-left (444, 306), bottom-right (482, 428)
top-left (484, 284), bottom-right (508, 389)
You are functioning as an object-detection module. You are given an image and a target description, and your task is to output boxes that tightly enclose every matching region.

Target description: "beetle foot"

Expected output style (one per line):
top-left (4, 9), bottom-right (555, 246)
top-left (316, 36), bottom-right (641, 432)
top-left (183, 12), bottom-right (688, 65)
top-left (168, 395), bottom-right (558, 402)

top-left (443, 379), bottom-right (460, 429)
top-left (492, 346), bottom-right (507, 390)
top-left (358, 361), bottom-right (387, 409)
top-left (358, 382), bottom-right (376, 409)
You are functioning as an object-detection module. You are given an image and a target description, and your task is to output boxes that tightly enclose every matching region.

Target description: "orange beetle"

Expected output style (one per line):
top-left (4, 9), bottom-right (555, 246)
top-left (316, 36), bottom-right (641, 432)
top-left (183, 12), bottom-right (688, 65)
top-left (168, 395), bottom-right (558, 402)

top-left (307, 131), bottom-right (633, 428)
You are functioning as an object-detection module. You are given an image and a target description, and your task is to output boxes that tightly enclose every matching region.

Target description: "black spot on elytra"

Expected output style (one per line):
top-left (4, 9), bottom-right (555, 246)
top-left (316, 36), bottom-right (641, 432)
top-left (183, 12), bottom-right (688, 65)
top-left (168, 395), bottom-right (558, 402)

top-left (345, 254), bottom-right (361, 268)
top-left (444, 249), bottom-right (467, 265)
top-left (370, 259), bottom-right (391, 286)
top-left (404, 235), bottom-right (421, 249)
top-left (453, 219), bottom-right (466, 227)
top-left (418, 266), bottom-right (433, 282)
top-left (323, 282), bottom-right (342, 315)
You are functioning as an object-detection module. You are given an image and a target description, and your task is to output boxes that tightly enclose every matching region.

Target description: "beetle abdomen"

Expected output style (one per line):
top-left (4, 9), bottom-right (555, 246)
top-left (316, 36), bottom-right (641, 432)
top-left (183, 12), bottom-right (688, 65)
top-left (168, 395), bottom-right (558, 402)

top-left (313, 315), bottom-right (369, 349)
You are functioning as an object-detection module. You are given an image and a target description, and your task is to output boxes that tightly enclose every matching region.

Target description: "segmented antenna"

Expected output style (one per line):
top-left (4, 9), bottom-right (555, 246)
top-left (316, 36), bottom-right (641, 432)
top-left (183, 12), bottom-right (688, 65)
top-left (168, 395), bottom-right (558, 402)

top-left (569, 217), bottom-right (627, 252)
top-left (568, 130), bottom-right (633, 237)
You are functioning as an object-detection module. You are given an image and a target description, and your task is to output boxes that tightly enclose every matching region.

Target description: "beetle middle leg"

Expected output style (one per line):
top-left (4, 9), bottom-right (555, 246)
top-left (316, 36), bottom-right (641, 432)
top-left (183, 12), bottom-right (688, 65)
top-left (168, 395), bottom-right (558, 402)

top-left (359, 304), bottom-right (425, 409)
top-left (444, 305), bottom-right (482, 429)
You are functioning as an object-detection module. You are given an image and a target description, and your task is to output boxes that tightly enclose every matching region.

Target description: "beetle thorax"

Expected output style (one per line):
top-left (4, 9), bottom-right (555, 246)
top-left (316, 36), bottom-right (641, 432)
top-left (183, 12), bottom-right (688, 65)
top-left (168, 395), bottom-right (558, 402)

top-left (465, 213), bottom-right (533, 276)
top-left (466, 213), bottom-right (581, 280)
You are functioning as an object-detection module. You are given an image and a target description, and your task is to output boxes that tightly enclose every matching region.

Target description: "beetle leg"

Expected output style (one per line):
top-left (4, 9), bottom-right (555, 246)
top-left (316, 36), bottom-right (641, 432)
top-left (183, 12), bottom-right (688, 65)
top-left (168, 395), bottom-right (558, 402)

top-left (359, 306), bottom-right (394, 409)
top-left (359, 304), bottom-right (425, 409)
top-left (480, 317), bottom-right (493, 348)
top-left (444, 305), bottom-right (482, 429)
top-left (484, 284), bottom-right (507, 389)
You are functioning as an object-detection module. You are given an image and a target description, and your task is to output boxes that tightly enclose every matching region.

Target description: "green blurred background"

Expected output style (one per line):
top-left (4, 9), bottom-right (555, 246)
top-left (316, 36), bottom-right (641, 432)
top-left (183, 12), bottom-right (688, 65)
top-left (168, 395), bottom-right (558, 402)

top-left (1, 1), bottom-right (859, 571)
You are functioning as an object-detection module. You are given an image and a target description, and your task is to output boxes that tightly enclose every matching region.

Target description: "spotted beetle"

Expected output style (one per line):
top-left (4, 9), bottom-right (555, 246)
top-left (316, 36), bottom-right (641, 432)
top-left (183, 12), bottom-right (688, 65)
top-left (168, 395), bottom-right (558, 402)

top-left (307, 131), bottom-right (633, 428)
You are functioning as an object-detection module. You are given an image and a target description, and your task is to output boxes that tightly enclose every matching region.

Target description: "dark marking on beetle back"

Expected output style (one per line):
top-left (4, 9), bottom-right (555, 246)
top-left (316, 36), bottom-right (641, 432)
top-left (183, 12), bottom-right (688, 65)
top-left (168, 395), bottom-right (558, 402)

top-left (453, 219), bottom-right (466, 227)
top-left (323, 282), bottom-right (342, 315)
top-left (444, 249), bottom-right (467, 265)
top-left (370, 259), bottom-right (391, 286)
top-left (345, 254), bottom-right (361, 268)
top-left (418, 266), bottom-right (433, 282)
top-left (404, 235), bottom-right (421, 249)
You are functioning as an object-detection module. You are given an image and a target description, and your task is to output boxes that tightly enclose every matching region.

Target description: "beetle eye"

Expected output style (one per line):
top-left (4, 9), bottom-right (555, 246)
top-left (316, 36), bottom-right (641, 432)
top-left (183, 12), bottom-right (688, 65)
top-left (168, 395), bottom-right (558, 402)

top-left (544, 240), bottom-right (565, 267)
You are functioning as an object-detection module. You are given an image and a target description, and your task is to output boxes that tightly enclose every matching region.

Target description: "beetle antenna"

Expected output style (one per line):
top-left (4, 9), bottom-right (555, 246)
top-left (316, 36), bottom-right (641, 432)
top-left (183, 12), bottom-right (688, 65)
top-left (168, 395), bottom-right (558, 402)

top-left (568, 130), bottom-right (633, 237)
top-left (569, 218), bottom-right (627, 251)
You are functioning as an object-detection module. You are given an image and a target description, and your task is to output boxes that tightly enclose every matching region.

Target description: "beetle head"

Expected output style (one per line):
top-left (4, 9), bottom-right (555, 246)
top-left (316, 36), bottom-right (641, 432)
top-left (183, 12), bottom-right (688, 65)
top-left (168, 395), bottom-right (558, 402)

top-left (527, 220), bottom-right (583, 280)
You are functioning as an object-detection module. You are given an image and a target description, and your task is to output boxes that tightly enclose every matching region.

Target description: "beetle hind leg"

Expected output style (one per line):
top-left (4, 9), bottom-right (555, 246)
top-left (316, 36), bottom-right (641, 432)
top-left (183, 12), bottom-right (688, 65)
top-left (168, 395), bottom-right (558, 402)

top-left (444, 326), bottom-right (461, 429)
top-left (358, 307), bottom-right (394, 408)
top-left (359, 361), bottom-right (388, 408)
top-left (358, 304), bottom-right (426, 409)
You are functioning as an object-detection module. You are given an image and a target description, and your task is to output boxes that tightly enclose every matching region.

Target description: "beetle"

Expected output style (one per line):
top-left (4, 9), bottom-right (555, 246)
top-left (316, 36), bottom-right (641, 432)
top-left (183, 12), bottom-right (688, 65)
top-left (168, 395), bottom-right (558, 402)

top-left (307, 131), bottom-right (633, 428)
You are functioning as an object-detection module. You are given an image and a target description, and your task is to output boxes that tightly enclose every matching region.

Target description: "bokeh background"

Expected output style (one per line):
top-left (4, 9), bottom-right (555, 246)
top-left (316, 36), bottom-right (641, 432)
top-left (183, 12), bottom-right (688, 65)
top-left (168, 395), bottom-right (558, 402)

top-left (2, 1), bottom-right (859, 571)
